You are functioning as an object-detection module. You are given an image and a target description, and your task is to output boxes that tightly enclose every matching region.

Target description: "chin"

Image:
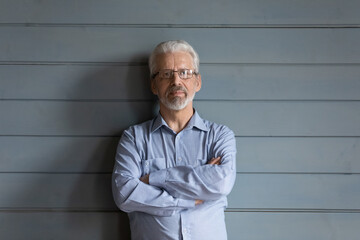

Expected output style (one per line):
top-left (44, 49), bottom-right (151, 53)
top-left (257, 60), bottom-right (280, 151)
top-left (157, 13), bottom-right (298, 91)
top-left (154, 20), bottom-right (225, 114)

top-left (160, 93), bottom-right (196, 111)
top-left (161, 98), bottom-right (189, 111)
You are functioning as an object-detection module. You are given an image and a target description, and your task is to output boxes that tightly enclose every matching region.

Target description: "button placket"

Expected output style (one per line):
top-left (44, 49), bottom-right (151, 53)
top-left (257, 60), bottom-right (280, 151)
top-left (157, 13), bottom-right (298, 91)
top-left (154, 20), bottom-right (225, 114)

top-left (175, 133), bottom-right (182, 165)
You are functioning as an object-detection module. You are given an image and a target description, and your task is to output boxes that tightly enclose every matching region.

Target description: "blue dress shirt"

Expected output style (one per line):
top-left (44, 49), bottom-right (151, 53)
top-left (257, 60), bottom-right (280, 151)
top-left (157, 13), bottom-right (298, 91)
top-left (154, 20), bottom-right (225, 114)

top-left (112, 110), bottom-right (237, 240)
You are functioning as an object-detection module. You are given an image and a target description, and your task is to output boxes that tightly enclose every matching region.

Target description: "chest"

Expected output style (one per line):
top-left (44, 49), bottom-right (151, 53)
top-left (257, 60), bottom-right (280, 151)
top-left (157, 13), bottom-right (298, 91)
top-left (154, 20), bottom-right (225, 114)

top-left (138, 128), bottom-right (214, 174)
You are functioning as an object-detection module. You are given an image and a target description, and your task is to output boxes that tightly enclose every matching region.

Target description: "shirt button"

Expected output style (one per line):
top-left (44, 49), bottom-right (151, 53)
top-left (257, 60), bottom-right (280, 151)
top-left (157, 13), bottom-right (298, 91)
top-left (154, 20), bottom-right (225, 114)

top-left (183, 228), bottom-right (188, 234)
top-left (178, 158), bottom-right (182, 161)
top-left (145, 162), bottom-right (149, 166)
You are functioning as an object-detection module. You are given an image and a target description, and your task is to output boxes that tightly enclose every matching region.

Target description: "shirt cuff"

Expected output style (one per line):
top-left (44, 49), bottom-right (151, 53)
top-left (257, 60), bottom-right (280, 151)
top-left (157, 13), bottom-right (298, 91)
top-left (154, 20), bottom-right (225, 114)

top-left (149, 168), bottom-right (167, 188)
top-left (177, 198), bottom-right (196, 208)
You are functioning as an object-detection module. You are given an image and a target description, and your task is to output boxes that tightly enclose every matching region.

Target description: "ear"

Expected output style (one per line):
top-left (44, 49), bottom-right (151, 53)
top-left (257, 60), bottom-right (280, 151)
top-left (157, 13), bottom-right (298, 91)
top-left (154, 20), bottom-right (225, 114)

top-left (151, 79), bottom-right (158, 95)
top-left (195, 74), bottom-right (202, 92)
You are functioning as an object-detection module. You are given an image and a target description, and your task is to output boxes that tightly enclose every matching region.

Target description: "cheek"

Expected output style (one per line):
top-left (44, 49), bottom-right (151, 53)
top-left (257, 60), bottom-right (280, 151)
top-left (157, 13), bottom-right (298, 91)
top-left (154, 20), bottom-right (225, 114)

top-left (153, 82), bottom-right (169, 95)
top-left (190, 81), bottom-right (200, 92)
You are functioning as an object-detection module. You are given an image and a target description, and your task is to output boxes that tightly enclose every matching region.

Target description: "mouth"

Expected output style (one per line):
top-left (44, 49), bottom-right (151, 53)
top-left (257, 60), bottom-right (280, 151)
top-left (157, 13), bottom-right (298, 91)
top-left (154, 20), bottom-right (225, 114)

top-left (170, 90), bottom-right (185, 96)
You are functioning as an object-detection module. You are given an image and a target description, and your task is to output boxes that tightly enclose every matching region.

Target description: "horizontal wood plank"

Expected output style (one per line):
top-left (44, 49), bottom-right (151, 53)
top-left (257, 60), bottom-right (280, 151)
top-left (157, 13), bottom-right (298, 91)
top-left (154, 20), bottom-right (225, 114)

top-left (2, 101), bottom-right (360, 136)
top-left (227, 174), bottom-right (360, 210)
top-left (225, 212), bottom-right (360, 240)
top-left (0, 211), bottom-right (130, 240)
top-left (0, 173), bottom-right (116, 209)
top-left (1, 173), bottom-right (359, 210)
top-left (1, 27), bottom-right (360, 63)
top-left (0, 136), bottom-right (119, 173)
top-left (236, 137), bottom-right (360, 173)
top-left (1, 136), bottom-right (359, 173)
top-left (0, 212), bottom-right (360, 240)
top-left (0, 101), bottom-right (156, 136)
top-left (1, 64), bottom-right (360, 100)
top-left (197, 101), bottom-right (360, 137)
top-left (0, 211), bottom-right (359, 240)
top-left (0, 65), bottom-right (153, 100)
top-left (0, 0), bottom-right (359, 25)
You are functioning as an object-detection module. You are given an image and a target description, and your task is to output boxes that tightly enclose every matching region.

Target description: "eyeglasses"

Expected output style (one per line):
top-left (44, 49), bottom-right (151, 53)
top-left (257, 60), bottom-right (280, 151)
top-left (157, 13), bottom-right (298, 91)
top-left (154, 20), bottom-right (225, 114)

top-left (152, 69), bottom-right (198, 80)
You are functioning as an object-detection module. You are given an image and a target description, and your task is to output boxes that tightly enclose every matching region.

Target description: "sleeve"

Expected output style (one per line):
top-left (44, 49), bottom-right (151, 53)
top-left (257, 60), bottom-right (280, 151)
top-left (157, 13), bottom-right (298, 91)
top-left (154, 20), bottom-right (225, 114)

top-left (112, 128), bottom-right (195, 217)
top-left (149, 126), bottom-right (237, 201)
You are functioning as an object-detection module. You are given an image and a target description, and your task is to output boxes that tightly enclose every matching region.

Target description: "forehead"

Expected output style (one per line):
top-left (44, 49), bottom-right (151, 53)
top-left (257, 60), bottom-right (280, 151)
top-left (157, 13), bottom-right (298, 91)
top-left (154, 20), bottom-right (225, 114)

top-left (155, 51), bottom-right (194, 70)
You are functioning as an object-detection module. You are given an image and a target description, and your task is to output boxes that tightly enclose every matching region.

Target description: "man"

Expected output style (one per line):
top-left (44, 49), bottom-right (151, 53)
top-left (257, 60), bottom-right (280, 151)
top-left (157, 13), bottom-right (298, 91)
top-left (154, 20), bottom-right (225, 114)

top-left (112, 40), bottom-right (236, 240)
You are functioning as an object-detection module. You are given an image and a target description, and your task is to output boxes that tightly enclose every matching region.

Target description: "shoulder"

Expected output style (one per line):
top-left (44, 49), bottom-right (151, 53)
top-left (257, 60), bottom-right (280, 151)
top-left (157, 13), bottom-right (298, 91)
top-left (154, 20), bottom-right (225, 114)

top-left (121, 119), bottom-right (154, 142)
top-left (121, 118), bottom-right (154, 140)
top-left (202, 118), bottom-right (235, 139)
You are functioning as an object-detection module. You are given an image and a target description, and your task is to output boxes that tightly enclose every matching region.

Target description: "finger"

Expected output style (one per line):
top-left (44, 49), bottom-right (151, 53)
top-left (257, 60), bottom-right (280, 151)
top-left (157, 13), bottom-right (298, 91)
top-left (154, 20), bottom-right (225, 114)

top-left (209, 157), bottom-right (220, 164)
top-left (140, 174), bottom-right (149, 184)
top-left (207, 157), bottom-right (221, 165)
top-left (195, 200), bottom-right (204, 205)
top-left (213, 157), bottom-right (221, 165)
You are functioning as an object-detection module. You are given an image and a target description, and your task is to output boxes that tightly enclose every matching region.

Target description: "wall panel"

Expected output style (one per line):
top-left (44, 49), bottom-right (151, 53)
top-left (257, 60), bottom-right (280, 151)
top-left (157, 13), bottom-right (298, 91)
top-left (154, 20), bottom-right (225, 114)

top-left (0, 0), bottom-right (359, 239)
top-left (1, 173), bottom-right (359, 211)
top-left (1, 27), bottom-right (360, 63)
top-left (1, 211), bottom-right (359, 240)
top-left (1, 64), bottom-right (360, 100)
top-left (0, 212), bottom-right (130, 240)
top-left (1, 136), bottom-right (359, 173)
top-left (2, 101), bottom-right (359, 136)
top-left (225, 212), bottom-right (360, 240)
top-left (0, 0), bottom-right (359, 25)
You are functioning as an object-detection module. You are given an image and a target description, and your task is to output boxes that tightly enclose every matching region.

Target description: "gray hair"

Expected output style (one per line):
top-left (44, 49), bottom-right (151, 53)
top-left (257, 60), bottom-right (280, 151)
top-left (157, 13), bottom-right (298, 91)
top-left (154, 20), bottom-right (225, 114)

top-left (149, 40), bottom-right (200, 78)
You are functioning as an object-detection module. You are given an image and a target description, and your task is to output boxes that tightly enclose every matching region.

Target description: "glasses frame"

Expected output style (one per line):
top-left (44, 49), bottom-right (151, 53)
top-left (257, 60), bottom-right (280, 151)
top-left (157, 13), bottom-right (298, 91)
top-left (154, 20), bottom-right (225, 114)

top-left (151, 69), bottom-right (199, 80)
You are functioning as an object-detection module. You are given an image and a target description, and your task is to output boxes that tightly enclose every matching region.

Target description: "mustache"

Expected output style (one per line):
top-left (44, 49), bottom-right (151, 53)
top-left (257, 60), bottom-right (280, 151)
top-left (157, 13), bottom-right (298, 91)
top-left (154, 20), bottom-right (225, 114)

top-left (166, 85), bottom-right (188, 96)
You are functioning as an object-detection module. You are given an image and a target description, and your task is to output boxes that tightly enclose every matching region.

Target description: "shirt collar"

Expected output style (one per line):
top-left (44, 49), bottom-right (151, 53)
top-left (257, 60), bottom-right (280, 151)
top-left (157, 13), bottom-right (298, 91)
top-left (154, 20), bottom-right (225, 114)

top-left (151, 110), bottom-right (209, 133)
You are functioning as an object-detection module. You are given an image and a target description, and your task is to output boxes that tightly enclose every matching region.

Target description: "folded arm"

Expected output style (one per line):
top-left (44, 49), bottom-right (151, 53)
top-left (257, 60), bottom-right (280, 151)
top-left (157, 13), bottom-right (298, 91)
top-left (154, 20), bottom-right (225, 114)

top-left (147, 127), bottom-right (237, 201)
top-left (112, 129), bottom-right (195, 217)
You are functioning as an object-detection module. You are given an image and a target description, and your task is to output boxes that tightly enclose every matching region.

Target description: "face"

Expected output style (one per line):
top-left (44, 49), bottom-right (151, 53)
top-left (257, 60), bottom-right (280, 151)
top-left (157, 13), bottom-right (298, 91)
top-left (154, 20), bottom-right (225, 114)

top-left (151, 51), bottom-right (201, 111)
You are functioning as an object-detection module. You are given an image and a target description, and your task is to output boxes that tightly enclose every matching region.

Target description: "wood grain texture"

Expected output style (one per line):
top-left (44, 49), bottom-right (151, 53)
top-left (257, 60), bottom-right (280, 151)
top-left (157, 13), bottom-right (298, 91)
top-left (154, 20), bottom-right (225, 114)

top-left (0, 136), bottom-right (119, 173)
top-left (1, 64), bottom-right (360, 100)
top-left (228, 174), bottom-right (360, 210)
top-left (1, 27), bottom-right (360, 63)
top-left (1, 173), bottom-right (359, 210)
top-left (0, 211), bottom-right (359, 240)
top-left (0, 0), bottom-right (359, 238)
top-left (3, 101), bottom-right (359, 136)
top-left (0, 211), bottom-right (131, 240)
top-left (1, 136), bottom-right (359, 173)
top-left (225, 212), bottom-right (360, 240)
top-left (236, 137), bottom-right (360, 173)
top-left (0, 0), bottom-right (359, 25)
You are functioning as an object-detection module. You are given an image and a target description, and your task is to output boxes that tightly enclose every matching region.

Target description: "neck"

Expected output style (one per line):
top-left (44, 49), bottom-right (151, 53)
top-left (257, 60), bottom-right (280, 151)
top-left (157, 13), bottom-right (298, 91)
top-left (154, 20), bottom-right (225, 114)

top-left (159, 103), bottom-right (194, 133)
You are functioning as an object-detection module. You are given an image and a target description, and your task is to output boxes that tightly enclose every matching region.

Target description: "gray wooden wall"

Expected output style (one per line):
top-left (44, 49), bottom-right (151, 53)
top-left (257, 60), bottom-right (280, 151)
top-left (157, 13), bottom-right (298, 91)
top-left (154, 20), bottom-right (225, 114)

top-left (1, 0), bottom-right (360, 239)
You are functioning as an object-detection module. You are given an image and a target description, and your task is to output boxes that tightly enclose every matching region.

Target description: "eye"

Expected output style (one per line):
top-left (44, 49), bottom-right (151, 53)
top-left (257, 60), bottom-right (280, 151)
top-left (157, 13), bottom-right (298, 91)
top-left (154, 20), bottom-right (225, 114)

top-left (179, 69), bottom-right (188, 77)
top-left (162, 70), bottom-right (172, 78)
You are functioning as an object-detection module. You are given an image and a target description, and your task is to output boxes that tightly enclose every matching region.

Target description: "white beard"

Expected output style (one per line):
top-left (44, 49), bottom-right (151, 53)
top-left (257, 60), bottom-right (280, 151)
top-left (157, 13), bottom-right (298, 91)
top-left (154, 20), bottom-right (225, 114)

top-left (159, 86), bottom-right (196, 111)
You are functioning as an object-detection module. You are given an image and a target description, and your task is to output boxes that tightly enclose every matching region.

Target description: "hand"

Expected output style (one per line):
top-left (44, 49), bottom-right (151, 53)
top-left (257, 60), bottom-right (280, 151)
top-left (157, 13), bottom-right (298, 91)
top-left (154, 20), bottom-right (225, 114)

top-left (140, 174), bottom-right (150, 184)
top-left (195, 199), bottom-right (204, 205)
top-left (207, 157), bottom-right (221, 165)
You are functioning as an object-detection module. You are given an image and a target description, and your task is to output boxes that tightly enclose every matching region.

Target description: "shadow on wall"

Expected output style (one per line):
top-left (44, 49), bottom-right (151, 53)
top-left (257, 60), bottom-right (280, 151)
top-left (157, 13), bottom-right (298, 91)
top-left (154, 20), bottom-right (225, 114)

top-left (63, 55), bottom-right (157, 239)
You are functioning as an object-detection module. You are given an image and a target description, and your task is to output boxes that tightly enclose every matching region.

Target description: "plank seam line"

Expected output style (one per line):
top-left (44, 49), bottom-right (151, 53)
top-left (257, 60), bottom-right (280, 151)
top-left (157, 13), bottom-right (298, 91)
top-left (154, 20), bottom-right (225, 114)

top-left (1, 135), bottom-right (360, 138)
top-left (0, 172), bottom-right (358, 175)
top-left (1, 61), bottom-right (360, 66)
top-left (0, 23), bottom-right (359, 28)
top-left (226, 208), bottom-right (360, 213)
top-left (1, 99), bottom-right (360, 102)
top-left (0, 208), bottom-right (359, 213)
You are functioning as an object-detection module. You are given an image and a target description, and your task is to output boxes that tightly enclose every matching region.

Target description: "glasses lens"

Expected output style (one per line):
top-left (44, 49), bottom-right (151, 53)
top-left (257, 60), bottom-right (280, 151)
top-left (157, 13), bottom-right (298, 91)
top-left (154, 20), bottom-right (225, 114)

top-left (179, 69), bottom-right (190, 79)
top-left (158, 69), bottom-right (195, 79)
top-left (161, 70), bottom-right (173, 79)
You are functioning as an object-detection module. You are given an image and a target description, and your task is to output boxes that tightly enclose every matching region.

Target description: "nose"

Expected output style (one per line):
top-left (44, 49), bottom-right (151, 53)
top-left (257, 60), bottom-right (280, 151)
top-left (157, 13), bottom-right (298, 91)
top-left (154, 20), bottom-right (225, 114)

top-left (170, 71), bottom-right (182, 85)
